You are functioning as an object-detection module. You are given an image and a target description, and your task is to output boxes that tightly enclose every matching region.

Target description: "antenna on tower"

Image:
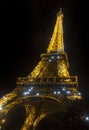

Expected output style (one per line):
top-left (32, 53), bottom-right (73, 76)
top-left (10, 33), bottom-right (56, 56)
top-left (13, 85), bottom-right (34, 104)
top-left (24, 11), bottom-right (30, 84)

top-left (57, 8), bottom-right (63, 17)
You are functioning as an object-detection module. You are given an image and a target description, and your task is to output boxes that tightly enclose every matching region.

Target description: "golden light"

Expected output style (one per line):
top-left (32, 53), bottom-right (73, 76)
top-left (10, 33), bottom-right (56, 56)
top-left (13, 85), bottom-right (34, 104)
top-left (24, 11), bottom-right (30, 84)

top-left (2, 119), bottom-right (6, 124)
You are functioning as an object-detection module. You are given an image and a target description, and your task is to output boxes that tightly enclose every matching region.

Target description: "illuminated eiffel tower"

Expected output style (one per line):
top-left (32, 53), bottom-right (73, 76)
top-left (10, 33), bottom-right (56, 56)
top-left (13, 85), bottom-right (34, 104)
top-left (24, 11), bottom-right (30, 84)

top-left (0, 10), bottom-right (82, 130)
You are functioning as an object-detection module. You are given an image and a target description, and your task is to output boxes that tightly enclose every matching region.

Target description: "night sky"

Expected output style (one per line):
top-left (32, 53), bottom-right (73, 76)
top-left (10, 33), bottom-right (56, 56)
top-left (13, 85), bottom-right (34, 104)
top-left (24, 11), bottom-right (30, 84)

top-left (0, 1), bottom-right (88, 103)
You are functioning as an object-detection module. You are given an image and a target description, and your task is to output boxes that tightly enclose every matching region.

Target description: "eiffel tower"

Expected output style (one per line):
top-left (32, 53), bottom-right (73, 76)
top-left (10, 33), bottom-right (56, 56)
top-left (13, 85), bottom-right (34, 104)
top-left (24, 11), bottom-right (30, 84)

top-left (0, 10), bottom-right (82, 130)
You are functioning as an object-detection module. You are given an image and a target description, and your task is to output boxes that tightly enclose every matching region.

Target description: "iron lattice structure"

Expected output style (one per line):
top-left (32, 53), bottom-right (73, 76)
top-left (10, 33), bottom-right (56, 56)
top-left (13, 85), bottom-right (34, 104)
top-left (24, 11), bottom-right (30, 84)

top-left (0, 10), bottom-right (82, 130)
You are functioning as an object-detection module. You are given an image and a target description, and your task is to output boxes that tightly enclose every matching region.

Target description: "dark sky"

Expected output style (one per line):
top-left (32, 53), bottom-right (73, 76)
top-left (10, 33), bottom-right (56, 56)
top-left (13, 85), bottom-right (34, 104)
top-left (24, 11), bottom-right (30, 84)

top-left (0, 1), bottom-right (88, 101)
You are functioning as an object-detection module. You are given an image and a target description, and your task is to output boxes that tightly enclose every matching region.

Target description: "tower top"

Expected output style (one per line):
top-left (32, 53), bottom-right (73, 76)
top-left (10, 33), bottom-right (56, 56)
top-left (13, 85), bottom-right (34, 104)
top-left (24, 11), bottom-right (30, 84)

top-left (57, 8), bottom-right (63, 17)
top-left (47, 9), bottom-right (64, 53)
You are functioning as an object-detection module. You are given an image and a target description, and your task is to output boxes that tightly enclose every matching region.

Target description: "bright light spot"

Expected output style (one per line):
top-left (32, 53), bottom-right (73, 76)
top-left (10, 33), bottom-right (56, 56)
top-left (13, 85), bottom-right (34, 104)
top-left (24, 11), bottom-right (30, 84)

top-left (54, 91), bottom-right (57, 94)
top-left (28, 89), bottom-right (31, 92)
top-left (23, 92), bottom-right (29, 96)
top-left (49, 59), bottom-right (51, 62)
top-left (24, 92), bottom-right (27, 95)
top-left (58, 91), bottom-right (61, 94)
top-left (31, 87), bottom-right (33, 90)
top-left (2, 96), bottom-right (6, 99)
top-left (28, 87), bottom-right (33, 92)
top-left (85, 116), bottom-right (89, 121)
top-left (36, 93), bottom-right (39, 96)
top-left (66, 91), bottom-right (71, 94)
top-left (51, 56), bottom-right (54, 59)
top-left (57, 56), bottom-right (60, 59)
top-left (2, 119), bottom-right (6, 123)
top-left (78, 92), bottom-right (81, 95)
top-left (62, 88), bottom-right (66, 91)
top-left (0, 106), bottom-right (3, 110)
top-left (74, 95), bottom-right (77, 98)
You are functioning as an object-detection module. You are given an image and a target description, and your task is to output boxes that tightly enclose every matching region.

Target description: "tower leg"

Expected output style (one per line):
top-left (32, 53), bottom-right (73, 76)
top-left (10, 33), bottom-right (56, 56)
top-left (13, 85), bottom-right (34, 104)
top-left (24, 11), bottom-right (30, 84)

top-left (33, 113), bottom-right (49, 130)
top-left (21, 105), bottom-right (36, 130)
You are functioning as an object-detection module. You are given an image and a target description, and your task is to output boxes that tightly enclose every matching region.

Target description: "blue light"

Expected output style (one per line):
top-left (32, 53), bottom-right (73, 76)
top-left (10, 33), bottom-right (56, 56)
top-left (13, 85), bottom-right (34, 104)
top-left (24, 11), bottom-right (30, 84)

top-left (24, 92), bottom-right (27, 95)
top-left (66, 91), bottom-right (71, 94)
top-left (54, 91), bottom-right (57, 94)
top-left (31, 87), bottom-right (33, 90)
top-left (85, 116), bottom-right (89, 121)
top-left (23, 92), bottom-right (29, 96)
top-left (58, 91), bottom-right (61, 94)
top-left (26, 92), bottom-right (29, 95)
top-left (51, 56), bottom-right (54, 59)
top-left (28, 89), bottom-right (31, 92)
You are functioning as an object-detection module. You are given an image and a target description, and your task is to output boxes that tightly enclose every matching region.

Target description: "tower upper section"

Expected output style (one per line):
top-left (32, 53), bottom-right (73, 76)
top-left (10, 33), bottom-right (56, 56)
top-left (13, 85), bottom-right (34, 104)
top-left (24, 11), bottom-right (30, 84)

top-left (28, 9), bottom-right (69, 79)
top-left (17, 10), bottom-right (78, 89)
top-left (47, 9), bottom-right (64, 53)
